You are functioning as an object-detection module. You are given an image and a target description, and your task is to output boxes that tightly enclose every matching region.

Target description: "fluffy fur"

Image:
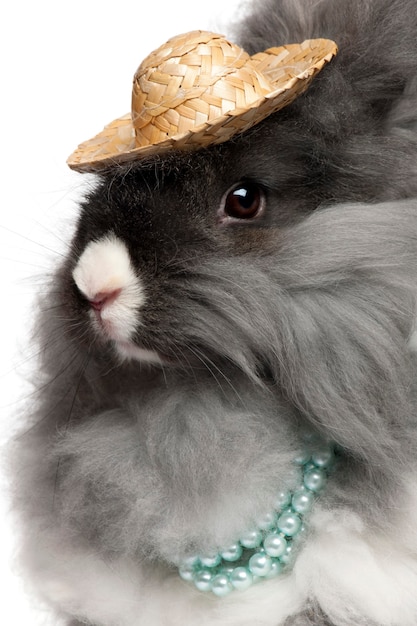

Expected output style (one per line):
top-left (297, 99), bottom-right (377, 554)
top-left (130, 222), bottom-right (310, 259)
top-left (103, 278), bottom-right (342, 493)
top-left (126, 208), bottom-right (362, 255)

top-left (10, 0), bottom-right (417, 624)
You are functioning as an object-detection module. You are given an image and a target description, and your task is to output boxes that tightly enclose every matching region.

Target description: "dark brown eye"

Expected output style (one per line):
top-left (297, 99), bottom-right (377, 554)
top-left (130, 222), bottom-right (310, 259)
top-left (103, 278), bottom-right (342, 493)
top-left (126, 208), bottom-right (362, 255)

top-left (222, 183), bottom-right (265, 221)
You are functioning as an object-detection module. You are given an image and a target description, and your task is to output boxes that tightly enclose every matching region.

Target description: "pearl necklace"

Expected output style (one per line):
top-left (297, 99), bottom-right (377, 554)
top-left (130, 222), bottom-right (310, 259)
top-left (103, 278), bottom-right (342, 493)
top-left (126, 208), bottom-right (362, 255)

top-left (178, 439), bottom-right (336, 597)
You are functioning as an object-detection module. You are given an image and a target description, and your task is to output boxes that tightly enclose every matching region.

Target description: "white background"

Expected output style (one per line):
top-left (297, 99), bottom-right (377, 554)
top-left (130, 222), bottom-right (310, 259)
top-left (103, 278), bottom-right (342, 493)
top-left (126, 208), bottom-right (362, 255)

top-left (0, 0), bottom-right (244, 622)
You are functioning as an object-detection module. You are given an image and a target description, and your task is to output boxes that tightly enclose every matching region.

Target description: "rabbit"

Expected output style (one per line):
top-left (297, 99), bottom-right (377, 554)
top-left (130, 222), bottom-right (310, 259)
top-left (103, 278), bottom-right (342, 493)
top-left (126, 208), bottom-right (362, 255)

top-left (9, 0), bottom-right (417, 624)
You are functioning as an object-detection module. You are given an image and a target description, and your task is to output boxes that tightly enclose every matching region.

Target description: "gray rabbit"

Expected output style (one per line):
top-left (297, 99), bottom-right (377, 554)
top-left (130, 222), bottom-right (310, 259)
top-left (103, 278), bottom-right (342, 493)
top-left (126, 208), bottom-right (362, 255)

top-left (10, 0), bottom-right (417, 624)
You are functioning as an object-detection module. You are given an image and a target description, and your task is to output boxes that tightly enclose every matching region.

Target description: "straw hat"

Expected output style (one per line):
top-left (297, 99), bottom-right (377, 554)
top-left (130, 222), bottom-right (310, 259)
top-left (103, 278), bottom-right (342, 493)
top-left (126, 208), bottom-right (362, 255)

top-left (67, 31), bottom-right (337, 172)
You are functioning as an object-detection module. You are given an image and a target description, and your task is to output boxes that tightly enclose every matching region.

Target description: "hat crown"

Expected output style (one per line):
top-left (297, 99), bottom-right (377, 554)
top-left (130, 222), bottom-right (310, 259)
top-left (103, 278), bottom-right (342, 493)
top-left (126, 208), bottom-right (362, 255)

top-left (131, 31), bottom-right (272, 147)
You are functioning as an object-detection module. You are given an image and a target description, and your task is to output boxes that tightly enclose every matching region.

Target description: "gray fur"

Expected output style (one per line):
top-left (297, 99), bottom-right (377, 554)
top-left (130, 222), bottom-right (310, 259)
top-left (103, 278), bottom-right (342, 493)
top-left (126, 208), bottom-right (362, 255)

top-left (10, 0), bottom-right (417, 624)
top-left (284, 606), bottom-right (340, 626)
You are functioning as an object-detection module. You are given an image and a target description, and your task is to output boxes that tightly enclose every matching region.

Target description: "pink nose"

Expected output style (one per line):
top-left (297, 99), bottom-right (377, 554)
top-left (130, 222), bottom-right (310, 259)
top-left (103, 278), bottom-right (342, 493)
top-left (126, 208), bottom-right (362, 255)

top-left (88, 288), bottom-right (121, 311)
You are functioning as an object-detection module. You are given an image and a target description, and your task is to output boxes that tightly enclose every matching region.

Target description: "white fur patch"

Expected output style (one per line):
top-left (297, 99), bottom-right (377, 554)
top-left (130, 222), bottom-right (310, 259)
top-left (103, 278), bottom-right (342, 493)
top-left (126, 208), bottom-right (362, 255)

top-left (22, 530), bottom-right (304, 626)
top-left (20, 476), bottom-right (417, 625)
top-left (296, 506), bottom-right (417, 626)
top-left (72, 235), bottom-right (146, 346)
top-left (116, 341), bottom-right (165, 365)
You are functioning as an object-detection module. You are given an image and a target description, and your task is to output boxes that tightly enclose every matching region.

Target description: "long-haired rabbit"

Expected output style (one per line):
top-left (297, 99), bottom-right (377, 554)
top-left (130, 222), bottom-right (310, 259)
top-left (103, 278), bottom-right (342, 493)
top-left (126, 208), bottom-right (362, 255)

top-left (10, 0), bottom-right (417, 624)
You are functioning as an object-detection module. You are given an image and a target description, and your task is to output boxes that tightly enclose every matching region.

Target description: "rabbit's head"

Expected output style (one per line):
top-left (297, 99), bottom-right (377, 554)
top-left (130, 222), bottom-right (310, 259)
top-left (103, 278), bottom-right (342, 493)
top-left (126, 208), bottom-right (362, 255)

top-left (57, 110), bottom-right (416, 474)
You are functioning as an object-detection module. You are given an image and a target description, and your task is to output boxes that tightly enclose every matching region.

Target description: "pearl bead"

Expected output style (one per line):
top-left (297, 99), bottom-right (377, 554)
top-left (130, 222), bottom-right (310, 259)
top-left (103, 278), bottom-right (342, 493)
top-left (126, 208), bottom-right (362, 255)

top-left (240, 529), bottom-right (263, 549)
top-left (200, 554), bottom-right (221, 568)
top-left (291, 489), bottom-right (314, 514)
top-left (265, 559), bottom-right (284, 578)
top-left (274, 490), bottom-right (291, 509)
top-left (294, 451), bottom-right (311, 465)
top-left (230, 567), bottom-right (253, 590)
top-left (277, 511), bottom-right (302, 537)
top-left (220, 543), bottom-right (243, 562)
top-left (303, 468), bottom-right (327, 493)
top-left (263, 533), bottom-right (287, 558)
top-left (211, 574), bottom-right (233, 597)
top-left (280, 544), bottom-right (293, 565)
top-left (193, 569), bottom-right (213, 592)
top-left (257, 511), bottom-right (277, 531)
top-left (248, 552), bottom-right (272, 577)
top-left (182, 555), bottom-right (199, 567)
top-left (311, 448), bottom-right (334, 469)
top-left (179, 563), bottom-right (195, 582)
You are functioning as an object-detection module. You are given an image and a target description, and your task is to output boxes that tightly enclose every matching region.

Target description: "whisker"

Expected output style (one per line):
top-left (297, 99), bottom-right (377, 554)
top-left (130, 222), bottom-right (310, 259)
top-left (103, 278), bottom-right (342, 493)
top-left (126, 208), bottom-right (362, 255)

top-left (1, 257), bottom-right (55, 271)
top-left (38, 304), bottom-right (67, 314)
top-left (91, 358), bottom-right (119, 380)
top-left (3, 341), bottom-right (84, 410)
top-left (185, 344), bottom-right (243, 400)
top-left (53, 346), bottom-right (92, 509)
top-left (14, 322), bottom-right (98, 438)
top-left (10, 291), bottom-right (65, 296)
top-left (0, 345), bottom-right (53, 379)
top-left (165, 341), bottom-right (198, 383)
top-left (0, 224), bottom-right (65, 258)
top-left (29, 217), bottom-right (73, 249)
top-left (15, 374), bottom-right (79, 439)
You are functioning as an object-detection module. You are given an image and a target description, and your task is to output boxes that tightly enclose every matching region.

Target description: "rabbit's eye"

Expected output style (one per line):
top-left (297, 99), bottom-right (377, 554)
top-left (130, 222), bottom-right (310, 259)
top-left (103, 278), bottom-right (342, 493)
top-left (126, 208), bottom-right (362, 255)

top-left (221, 183), bottom-right (265, 221)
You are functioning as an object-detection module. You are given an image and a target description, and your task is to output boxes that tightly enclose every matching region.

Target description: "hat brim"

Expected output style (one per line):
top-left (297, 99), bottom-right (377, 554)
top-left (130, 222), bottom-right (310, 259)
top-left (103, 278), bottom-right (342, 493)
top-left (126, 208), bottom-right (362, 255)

top-left (67, 39), bottom-right (337, 173)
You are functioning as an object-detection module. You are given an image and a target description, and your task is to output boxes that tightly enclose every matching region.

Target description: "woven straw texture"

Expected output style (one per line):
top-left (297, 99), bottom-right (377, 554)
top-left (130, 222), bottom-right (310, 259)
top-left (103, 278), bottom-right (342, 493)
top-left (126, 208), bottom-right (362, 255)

top-left (67, 31), bottom-right (337, 172)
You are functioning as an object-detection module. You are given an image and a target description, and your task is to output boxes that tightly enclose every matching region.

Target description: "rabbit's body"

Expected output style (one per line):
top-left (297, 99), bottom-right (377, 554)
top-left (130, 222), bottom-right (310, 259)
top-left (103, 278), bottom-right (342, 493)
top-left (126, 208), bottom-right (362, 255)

top-left (11, 0), bottom-right (417, 624)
